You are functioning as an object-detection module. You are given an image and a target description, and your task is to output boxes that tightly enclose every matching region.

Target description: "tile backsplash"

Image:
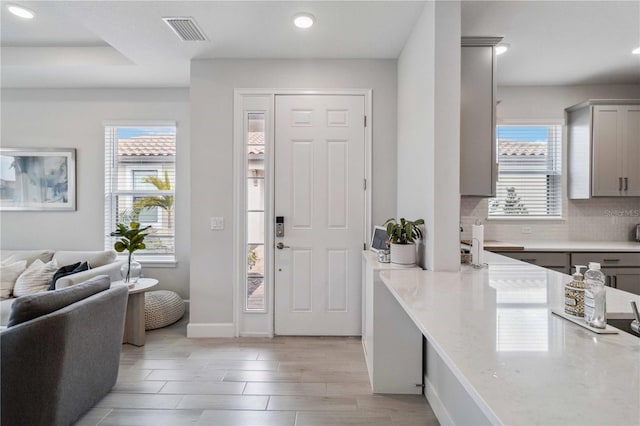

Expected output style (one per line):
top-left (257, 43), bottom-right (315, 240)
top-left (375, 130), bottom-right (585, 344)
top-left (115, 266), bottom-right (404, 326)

top-left (461, 197), bottom-right (640, 242)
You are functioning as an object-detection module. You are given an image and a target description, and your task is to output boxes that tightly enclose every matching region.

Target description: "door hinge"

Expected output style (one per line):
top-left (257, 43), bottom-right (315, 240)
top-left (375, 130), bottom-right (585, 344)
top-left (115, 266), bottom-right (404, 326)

top-left (363, 178), bottom-right (367, 190)
top-left (364, 115), bottom-right (367, 127)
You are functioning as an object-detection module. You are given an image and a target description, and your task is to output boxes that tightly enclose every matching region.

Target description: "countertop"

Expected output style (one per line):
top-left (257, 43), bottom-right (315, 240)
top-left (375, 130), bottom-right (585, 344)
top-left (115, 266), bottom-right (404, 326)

top-left (379, 252), bottom-right (640, 426)
top-left (485, 240), bottom-right (640, 252)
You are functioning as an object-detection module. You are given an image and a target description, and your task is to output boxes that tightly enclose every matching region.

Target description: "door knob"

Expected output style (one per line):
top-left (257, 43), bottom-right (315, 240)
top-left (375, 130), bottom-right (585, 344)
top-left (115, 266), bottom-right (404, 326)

top-left (276, 242), bottom-right (290, 250)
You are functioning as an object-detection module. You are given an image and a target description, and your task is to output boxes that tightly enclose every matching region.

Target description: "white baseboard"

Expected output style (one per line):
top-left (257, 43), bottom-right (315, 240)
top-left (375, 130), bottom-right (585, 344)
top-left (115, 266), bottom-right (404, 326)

top-left (187, 322), bottom-right (234, 338)
top-left (425, 376), bottom-right (454, 426)
top-left (239, 331), bottom-right (273, 338)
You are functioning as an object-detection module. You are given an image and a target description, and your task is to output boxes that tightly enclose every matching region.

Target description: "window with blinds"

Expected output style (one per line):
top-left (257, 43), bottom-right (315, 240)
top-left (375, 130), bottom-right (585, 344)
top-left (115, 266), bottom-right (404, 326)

top-left (104, 123), bottom-right (176, 256)
top-left (489, 124), bottom-right (562, 218)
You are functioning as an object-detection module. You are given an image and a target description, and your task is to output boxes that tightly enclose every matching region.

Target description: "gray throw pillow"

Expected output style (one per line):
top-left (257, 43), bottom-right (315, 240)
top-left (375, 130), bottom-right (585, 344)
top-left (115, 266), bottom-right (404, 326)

top-left (7, 275), bottom-right (110, 327)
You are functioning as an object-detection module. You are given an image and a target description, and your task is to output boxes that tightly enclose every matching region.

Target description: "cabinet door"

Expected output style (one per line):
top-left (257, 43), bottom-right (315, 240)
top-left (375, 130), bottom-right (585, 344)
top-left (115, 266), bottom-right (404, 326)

top-left (612, 273), bottom-right (640, 296)
top-left (460, 46), bottom-right (496, 196)
top-left (592, 106), bottom-right (623, 196)
top-left (622, 105), bottom-right (640, 196)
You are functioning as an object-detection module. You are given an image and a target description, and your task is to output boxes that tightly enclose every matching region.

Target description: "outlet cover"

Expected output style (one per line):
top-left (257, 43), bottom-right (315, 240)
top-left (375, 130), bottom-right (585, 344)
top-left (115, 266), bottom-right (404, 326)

top-left (210, 217), bottom-right (224, 230)
top-left (521, 226), bottom-right (532, 234)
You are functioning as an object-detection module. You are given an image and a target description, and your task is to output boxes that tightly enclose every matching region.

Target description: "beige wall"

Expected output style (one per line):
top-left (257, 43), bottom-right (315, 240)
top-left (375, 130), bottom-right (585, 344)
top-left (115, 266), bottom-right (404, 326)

top-left (189, 59), bottom-right (398, 332)
top-left (0, 88), bottom-right (191, 298)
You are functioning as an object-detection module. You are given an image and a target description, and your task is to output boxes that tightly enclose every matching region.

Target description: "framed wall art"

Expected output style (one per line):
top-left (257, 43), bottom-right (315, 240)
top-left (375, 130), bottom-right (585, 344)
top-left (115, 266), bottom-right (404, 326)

top-left (0, 148), bottom-right (76, 211)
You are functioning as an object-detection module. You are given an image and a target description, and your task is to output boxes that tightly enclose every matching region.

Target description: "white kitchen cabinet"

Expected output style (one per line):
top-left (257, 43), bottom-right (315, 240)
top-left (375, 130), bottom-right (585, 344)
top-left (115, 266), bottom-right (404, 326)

top-left (460, 36), bottom-right (502, 197)
top-left (567, 100), bottom-right (640, 198)
top-left (362, 251), bottom-right (421, 392)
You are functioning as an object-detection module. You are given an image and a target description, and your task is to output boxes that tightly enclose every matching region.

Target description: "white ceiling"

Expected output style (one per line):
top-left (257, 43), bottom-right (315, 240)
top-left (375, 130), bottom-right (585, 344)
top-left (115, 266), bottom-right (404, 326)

top-left (1, 1), bottom-right (639, 88)
top-left (462, 1), bottom-right (640, 86)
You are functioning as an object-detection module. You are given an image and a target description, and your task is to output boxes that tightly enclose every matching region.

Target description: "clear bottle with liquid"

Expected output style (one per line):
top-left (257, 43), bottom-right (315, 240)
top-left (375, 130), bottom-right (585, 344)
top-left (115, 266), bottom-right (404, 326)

top-left (584, 262), bottom-right (606, 329)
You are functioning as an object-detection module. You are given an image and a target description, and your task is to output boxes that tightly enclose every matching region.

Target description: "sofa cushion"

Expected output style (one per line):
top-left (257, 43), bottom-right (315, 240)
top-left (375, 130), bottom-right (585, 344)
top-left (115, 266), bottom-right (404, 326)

top-left (7, 275), bottom-right (111, 327)
top-left (0, 298), bottom-right (15, 326)
top-left (53, 250), bottom-right (116, 268)
top-left (48, 262), bottom-right (89, 291)
top-left (0, 250), bottom-right (55, 267)
top-left (13, 259), bottom-right (58, 297)
top-left (0, 260), bottom-right (27, 299)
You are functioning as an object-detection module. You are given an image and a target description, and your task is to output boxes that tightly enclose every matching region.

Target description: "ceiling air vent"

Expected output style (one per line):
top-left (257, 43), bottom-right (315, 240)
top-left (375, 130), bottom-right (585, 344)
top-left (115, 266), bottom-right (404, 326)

top-left (163, 17), bottom-right (208, 41)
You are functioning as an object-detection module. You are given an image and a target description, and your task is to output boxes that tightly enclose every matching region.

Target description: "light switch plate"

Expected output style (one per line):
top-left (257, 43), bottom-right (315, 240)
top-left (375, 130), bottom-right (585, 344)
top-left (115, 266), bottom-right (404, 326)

top-left (210, 217), bottom-right (224, 230)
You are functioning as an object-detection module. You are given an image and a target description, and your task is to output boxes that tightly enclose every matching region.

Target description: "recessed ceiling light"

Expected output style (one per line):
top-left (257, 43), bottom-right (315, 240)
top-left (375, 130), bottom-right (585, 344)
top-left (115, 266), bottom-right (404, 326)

top-left (7, 4), bottom-right (35, 19)
top-left (495, 44), bottom-right (510, 55)
top-left (293, 13), bottom-right (315, 29)
top-left (633, 46), bottom-right (640, 55)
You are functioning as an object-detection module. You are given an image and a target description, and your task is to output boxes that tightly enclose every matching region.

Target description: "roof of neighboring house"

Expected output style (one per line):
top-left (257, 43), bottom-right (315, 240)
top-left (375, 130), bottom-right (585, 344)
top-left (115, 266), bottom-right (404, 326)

top-left (118, 135), bottom-right (176, 156)
top-left (248, 132), bottom-right (264, 145)
top-left (498, 140), bottom-right (547, 156)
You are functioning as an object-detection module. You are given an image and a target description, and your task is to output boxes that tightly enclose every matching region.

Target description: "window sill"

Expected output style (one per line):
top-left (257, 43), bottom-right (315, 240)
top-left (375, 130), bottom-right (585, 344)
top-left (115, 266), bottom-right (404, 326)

top-left (117, 255), bottom-right (177, 268)
top-left (486, 216), bottom-right (566, 223)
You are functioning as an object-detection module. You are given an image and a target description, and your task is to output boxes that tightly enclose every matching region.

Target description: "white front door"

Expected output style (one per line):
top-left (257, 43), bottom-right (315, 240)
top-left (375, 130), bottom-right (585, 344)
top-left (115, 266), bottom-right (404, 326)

top-left (274, 95), bottom-right (365, 335)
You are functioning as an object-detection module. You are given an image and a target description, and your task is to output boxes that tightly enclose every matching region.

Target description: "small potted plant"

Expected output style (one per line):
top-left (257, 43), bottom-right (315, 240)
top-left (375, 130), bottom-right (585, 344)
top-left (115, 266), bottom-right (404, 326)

top-left (384, 217), bottom-right (424, 265)
top-left (111, 221), bottom-right (151, 284)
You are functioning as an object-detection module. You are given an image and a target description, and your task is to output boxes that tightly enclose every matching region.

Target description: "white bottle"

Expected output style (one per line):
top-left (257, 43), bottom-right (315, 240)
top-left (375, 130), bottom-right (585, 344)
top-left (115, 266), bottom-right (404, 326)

top-left (584, 262), bottom-right (606, 329)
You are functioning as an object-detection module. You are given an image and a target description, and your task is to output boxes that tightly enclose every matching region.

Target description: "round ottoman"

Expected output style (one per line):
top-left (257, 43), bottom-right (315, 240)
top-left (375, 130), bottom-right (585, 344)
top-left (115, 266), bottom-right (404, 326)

top-left (144, 290), bottom-right (185, 330)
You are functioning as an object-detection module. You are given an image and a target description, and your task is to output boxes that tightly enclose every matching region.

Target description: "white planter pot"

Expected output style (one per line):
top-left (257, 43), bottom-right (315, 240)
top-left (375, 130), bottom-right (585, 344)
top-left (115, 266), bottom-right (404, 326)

top-left (390, 243), bottom-right (416, 265)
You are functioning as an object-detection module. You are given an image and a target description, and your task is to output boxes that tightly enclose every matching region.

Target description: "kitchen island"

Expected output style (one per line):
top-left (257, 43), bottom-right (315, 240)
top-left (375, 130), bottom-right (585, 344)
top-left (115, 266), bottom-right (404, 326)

top-left (373, 252), bottom-right (640, 425)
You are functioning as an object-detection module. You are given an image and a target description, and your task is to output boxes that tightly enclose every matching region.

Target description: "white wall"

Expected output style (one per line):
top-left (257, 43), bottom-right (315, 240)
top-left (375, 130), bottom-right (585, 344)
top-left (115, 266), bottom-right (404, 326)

top-left (189, 59), bottom-right (398, 333)
top-left (397, 1), bottom-right (461, 271)
top-left (0, 88), bottom-right (191, 298)
top-left (461, 83), bottom-right (640, 242)
top-left (497, 84), bottom-right (640, 120)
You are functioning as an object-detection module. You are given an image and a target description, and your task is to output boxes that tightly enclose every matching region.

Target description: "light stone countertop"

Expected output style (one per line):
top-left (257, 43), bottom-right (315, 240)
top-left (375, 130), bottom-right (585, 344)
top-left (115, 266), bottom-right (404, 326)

top-left (379, 252), bottom-right (640, 426)
top-left (492, 240), bottom-right (640, 252)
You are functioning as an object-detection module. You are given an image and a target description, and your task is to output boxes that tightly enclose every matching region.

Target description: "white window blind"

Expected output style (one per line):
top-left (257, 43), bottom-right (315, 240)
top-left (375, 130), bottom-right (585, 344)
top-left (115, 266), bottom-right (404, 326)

top-left (489, 125), bottom-right (562, 218)
top-left (104, 124), bottom-right (177, 256)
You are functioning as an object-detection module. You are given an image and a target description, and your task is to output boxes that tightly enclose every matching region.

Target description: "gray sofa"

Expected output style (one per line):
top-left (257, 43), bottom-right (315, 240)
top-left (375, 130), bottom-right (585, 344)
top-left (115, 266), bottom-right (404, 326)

top-left (1, 249), bottom-right (124, 326)
top-left (0, 275), bottom-right (128, 426)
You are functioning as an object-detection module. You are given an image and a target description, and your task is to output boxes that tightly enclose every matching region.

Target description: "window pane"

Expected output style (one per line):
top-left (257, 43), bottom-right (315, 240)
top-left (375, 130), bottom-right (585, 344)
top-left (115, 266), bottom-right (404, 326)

top-left (247, 178), bottom-right (265, 211)
top-left (247, 212), bottom-right (264, 244)
top-left (247, 276), bottom-right (265, 310)
top-left (247, 244), bottom-right (264, 276)
top-left (105, 125), bottom-right (176, 255)
top-left (489, 125), bottom-right (562, 218)
top-left (132, 170), bottom-right (158, 191)
top-left (246, 113), bottom-right (266, 311)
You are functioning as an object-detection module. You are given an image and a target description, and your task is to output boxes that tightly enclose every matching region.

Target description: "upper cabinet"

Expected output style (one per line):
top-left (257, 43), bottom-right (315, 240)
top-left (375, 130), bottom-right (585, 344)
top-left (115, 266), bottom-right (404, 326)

top-left (460, 37), bottom-right (502, 197)
top-left (567, 100), bottom-right (640, 198)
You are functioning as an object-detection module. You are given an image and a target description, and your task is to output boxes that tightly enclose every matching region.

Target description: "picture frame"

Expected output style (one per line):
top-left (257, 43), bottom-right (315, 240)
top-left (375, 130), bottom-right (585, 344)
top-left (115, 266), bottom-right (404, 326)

top-left (0, 148), bottom-right (76, 211)
top-left (370, 225), bottom-right (389, 252)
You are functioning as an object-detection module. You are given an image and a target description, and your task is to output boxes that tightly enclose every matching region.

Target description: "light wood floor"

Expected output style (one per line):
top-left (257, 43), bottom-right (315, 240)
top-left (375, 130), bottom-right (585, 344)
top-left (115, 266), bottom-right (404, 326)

top-left (75, 318), bottom-right (439, 426)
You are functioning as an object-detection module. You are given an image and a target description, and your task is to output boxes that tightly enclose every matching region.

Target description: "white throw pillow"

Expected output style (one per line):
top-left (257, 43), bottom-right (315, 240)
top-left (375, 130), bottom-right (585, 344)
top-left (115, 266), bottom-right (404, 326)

top-left (13, 259), bottom-right (58, 297)
top-left (0, 260), bottom-right (27, 299)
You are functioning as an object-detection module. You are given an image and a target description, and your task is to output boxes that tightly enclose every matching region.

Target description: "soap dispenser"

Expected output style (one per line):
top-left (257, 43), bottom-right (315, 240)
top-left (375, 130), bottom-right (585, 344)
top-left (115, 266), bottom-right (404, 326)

top-left (564, 265), bottom-right (586, 317)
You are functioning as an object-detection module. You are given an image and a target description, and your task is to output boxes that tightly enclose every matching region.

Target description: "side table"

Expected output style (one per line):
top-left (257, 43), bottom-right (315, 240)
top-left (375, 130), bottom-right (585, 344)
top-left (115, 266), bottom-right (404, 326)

top-left (111, 278), bottom-right (158, 346)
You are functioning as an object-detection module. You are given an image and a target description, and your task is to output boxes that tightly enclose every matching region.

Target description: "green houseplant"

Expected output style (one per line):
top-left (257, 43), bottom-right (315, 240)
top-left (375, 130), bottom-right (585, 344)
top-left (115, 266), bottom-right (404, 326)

top-left (384, 218), bottom-right (424, 265)
top-left (111, 221), bottom-right (151, 283)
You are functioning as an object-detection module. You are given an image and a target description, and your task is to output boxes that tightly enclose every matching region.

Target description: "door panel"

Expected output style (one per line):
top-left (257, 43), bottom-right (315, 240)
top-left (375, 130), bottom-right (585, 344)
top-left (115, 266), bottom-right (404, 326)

top-left (592, 106), bottom-right (622, 196)
top-left (274, 95), bottom-right (365, 335)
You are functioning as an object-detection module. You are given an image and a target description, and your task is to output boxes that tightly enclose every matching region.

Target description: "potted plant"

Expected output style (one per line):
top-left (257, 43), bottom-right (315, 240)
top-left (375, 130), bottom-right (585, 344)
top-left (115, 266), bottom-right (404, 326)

top-left (111, 221), bottom-right (151, 284)
top-left (384, 217), bottom-right (424, 265)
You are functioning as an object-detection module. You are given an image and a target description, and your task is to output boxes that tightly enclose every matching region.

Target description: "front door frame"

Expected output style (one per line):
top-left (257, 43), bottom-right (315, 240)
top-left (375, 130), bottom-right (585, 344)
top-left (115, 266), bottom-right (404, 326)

top-left (233, 89), bottom-right (372, 337)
